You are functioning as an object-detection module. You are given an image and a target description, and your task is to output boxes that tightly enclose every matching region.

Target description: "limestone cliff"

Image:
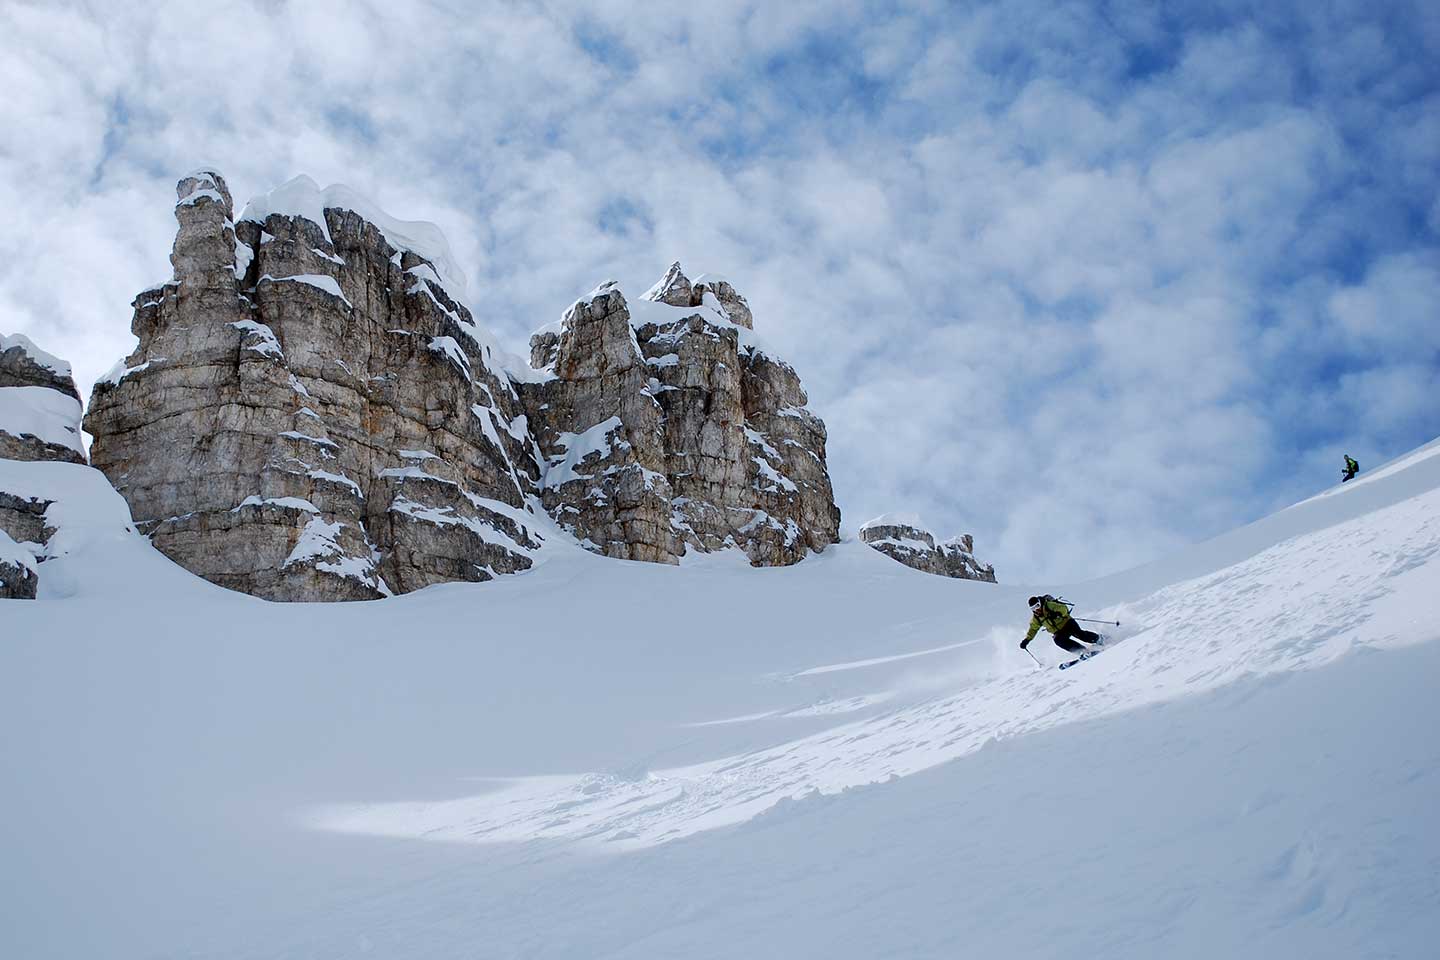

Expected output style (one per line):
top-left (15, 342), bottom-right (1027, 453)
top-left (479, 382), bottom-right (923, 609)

top-left (84, 171), bottom-right (545, 601)
top-left (83, 175), bottom-right (842, 600)
top-left (521, 265), bottom-right (840, 566)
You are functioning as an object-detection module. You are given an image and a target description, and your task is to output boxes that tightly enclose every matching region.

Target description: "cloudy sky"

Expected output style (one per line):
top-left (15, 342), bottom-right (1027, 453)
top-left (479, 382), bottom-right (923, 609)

top-left (3, 0), bottom-right (1436, 583)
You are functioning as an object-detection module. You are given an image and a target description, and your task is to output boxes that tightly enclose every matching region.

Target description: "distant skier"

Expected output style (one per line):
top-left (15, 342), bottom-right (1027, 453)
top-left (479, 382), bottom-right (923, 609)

top-left (1020, 595), bottom-right (1102, 656)
top-left (1342, 454), bottom-right (1359, 482)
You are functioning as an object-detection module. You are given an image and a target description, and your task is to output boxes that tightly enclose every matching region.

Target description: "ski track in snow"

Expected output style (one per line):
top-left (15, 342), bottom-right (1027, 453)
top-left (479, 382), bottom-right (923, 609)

top-left (316, 486), bottom-right (1440, 850)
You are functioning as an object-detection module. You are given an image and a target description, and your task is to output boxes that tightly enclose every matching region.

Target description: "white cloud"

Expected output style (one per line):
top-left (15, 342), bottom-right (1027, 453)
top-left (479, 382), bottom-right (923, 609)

top-left (1328, 252), bottom-right (1440, 353)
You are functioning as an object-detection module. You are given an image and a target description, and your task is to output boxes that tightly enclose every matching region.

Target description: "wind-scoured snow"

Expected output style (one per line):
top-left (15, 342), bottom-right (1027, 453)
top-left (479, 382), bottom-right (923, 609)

top-left (2, 441), bottom-right (1439, 958)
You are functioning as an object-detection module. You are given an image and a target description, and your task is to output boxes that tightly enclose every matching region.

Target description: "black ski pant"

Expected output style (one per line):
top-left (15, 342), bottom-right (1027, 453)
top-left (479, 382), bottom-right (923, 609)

top-left (1052, 619), bottom-right (1101, 653)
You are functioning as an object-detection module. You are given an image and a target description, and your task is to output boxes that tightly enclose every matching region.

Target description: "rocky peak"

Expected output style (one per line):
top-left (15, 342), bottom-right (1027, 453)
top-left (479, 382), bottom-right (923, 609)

top-left (643, 262), bottom-right (693, 307)
top-left (859, 514), bottom-right (997, 582)
top-left (82, 173), bottom-right (844, 601)
top-left (642, 262), bottom-right (753, 330)
top-left (85, 171), bottom-right (545, 602)
top-left (172, 169), bottom-right (243, 291)
top-left (521, 264), bottom-right (839, 566)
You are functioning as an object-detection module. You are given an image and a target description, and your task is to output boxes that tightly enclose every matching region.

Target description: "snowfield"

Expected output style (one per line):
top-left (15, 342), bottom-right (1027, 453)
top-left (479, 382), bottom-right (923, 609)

top-left (2, 439), bottom-right (1439, 958)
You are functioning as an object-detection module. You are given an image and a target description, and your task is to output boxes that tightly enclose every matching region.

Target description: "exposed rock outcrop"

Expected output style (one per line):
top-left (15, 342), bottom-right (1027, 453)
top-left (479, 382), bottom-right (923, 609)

top-left (0, 527), bottom-right (38, 599)
top-left (0, 484), bottom-right (50, 600)
top-left (860, 515), bottom-right (997, 582)
top-left (84, 171), bottom-right (546, 601)
top-left (0, 333), bottom-right (85, 465)
top-left (1, 333), bottom-right (90, 598)
top-left (85, 175), bottom-right (843, 601)
top-left (521, 264), bottom-right (840, 565)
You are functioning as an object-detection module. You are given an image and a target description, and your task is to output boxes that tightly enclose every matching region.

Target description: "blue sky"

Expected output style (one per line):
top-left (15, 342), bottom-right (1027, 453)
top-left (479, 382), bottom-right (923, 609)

top-left (2, 0), bottom-right (1436, 582)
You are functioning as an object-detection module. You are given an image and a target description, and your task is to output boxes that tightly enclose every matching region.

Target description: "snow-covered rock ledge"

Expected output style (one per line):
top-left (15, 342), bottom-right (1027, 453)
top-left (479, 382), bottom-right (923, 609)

top-left (0, 333), bottom-right (85, 465)
top-left (859, 513), bottom-right (997, 582)
top-left (1, 334), bottom-right (104, 598)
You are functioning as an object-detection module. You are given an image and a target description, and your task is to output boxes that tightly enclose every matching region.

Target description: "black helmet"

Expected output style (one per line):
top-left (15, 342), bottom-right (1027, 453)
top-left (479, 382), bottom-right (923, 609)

top-left (1027, 596), bottom-right (1040, 607)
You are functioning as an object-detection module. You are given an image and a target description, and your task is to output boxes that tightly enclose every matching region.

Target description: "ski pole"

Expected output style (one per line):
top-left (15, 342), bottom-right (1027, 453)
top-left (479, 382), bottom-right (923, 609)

top-left (1074, 616), bottom-right (1120, 626)
top-left (1024, 648), bottom-right (1042, 669)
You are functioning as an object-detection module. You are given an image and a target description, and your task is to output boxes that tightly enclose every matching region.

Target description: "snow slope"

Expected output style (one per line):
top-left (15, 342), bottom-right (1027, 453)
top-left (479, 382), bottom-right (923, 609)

top-left (0, 386), bottom-right (84, 457)
top-left (2, 440), bottom-right (1438, 958)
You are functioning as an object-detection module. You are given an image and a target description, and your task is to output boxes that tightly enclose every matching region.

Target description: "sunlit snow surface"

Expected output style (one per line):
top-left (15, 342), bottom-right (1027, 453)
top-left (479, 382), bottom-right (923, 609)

top-left (2, 439), bottom-right (1439, 958)
top-left (314, 488), bottom-right (1440, 849)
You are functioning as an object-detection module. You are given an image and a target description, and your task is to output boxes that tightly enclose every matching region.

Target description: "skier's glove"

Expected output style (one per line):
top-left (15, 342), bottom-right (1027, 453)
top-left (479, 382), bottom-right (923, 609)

top-left (1019, 637), bottom-right (1030, 650)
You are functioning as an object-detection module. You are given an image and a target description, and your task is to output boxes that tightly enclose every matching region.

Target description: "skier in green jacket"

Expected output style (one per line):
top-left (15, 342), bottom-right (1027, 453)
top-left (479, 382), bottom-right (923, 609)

top-left (1342, 455), bottom-right (1359, 482)
top-left (1020, 595), bottom-right (1103, 655)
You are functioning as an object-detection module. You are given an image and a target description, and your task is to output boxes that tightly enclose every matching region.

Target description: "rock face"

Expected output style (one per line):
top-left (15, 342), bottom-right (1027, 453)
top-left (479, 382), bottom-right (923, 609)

top-left (0, 522), bottom-right (39, 599)
top-left (1, 333), bottom-right (88, 598)
top-left (0, 333), bottom-right (86, 465)
top-left (84, 171), bottom-right (546, 601)
top-left (859, 515), bottom-right (997, 582)
top-left (85, 176), bottom-right (843, 601)
top-left (520, 264), bottom-right (840, 566)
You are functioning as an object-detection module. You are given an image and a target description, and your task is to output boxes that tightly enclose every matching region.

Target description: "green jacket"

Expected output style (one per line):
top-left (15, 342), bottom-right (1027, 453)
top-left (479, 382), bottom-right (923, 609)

top-left (1024, 597), bottom-right (1073, 643)
top-left (1345, 455), bottom-right (1359, 472)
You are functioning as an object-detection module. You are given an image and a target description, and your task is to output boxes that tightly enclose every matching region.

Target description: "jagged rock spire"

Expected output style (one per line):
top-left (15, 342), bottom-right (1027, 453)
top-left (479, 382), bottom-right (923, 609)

top-left (86, 170), bottom-right (545, 601)
top-left (522, 265), bottom-right (839, 567)
top-left (642, 263), bottom-right (754, 329)
top-left (643, 261), bottom-right (694, 307)
top-left (84, 171), bottom-right (843, 600)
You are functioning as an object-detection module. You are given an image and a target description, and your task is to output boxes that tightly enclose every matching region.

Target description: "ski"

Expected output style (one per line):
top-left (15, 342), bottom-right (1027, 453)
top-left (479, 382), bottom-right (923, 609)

top-left (1058, 653), bottom-right (1091, 670)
